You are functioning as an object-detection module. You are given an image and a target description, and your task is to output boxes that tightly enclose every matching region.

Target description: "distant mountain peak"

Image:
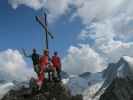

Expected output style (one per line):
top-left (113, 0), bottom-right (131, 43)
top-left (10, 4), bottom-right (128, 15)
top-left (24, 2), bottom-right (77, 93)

top-left (93, 56), bottom-right (133, 98)
top-left (79, 72), bottom-right (91, 79)
top-left (98, 56), bottom-right (133, 95)
top-left (121, 56), bottom-right (133, 66)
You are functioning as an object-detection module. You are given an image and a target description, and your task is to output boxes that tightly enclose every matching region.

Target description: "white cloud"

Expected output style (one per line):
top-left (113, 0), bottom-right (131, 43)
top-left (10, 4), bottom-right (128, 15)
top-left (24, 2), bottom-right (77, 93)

top-left (69, 0), bottom-right (133, 74)
top-left (72, 0), bottom-right (133, 42)
top-left (99, 41), bottom-right (133, 63)
top-left (63, 44), bottom-right (105, 75)
top-left (8, 0), bottom-right (46, 10)
top-left (8, 0), bottom-right (71, 22)
top-left (46, 0), bottom-right (69, 16)
top-left (0, 49), bottom-right (34, 81)
top-left (112, 14), bottom-right (133, 41)
top-left (8, 0), bottom-right (133, 24)
top-left (70, 0), bottom-right (125, 24)
top-left (79, 20), bottom-right (115, 45)
top-left (78, 7), bottom-right (133, 63)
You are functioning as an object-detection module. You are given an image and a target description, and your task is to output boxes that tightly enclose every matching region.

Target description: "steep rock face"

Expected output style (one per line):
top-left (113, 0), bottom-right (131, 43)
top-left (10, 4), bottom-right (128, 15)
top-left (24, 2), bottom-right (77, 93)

top-left (101, 56), bottom-right (133, 89)
top-left (2, 80), bottom-right (83, 100)
top-left (93, 56), bottom-right (133, 98)
top-left (100, 78), bottom-right (133, 100)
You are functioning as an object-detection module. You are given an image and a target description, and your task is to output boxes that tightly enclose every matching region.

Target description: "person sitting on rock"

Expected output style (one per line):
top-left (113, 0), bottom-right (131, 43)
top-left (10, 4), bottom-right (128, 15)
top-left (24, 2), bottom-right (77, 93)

top-left (51, 51), bottom-right (62, 81)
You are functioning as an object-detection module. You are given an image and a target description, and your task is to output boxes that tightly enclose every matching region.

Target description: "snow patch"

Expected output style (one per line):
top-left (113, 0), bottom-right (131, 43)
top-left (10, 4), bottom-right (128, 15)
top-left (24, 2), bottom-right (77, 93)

top-left (83, 81), bottom-right (104, 100)
top-left (67, 72), bottom-right (104, 97)
top-left (123, 56), bottom-right (133, 65)
top-left (0, 82), bottom-right (14, 99)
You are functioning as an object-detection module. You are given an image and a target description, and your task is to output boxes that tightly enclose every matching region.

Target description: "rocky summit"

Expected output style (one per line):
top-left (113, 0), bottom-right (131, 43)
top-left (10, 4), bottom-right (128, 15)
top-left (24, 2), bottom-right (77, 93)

top-left (99, 77), bottom-right (133, 100)
top-left (1, 79), bottom-right (83, 100)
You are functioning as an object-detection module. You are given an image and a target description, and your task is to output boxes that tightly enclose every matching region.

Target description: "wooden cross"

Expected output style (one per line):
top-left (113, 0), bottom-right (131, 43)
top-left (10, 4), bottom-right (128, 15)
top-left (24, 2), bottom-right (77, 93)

top-left (35, 12), bottom-right (54, 50)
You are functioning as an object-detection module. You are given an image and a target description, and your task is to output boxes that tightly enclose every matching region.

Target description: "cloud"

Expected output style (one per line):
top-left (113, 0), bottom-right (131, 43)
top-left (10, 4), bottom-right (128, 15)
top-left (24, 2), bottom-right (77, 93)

top-left (70, 0), bottom-right (125, 24)
top-left (0, 49), bottom-right (34, 81)
top-left (74, 0), bottom-right (133, 40)
top-left (78, 18), bottom-right (133, 63)
top-left (46, 0), bottom-right (70, 18)
top-left (99, 41), bottom-right (133, 63)
top-left (8, 0), bottom-right (70, 22)
top-left (8, 0), bottom-right (46, 10)
top-left (8, 0), bottom-right (133, 24)
top-left (64, 0), bottom-right (133, 74)
top-left (63, 44), bottom-right (105, 75)
top-left (77, 0), bottom-right (133, 62)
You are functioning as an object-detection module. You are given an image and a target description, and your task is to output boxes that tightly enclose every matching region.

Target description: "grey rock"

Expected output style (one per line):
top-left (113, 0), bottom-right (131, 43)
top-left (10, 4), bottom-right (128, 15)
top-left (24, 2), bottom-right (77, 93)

top-left (100, 78), bottom-right (133, 100)
top-left (2, 79), bottom-right (83, 100)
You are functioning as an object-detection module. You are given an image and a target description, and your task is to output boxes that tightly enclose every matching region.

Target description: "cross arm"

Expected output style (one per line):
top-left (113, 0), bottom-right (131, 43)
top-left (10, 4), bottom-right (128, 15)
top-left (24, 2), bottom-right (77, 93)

top-left (35, 16), bottom-right (54, 39)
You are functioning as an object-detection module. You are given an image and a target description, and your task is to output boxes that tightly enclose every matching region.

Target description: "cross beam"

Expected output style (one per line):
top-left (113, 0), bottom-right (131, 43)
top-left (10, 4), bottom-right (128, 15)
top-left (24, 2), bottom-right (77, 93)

top-left (35, 13), bottom-right (53, 50)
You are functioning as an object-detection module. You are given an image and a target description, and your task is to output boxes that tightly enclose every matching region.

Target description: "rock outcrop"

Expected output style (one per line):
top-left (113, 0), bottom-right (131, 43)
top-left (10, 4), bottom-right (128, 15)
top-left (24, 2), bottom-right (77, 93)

top-left (100, 78), bottom-right (133, 100)
top-left (2, 79), bottom-right (83, 100)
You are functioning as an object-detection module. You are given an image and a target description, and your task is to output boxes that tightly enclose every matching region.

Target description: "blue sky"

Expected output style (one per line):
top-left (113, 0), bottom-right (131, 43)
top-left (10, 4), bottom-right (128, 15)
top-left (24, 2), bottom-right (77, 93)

top-left (0, 0), bottom-right (83, 57)
top-left (1, 0), bottom-right (133, 75)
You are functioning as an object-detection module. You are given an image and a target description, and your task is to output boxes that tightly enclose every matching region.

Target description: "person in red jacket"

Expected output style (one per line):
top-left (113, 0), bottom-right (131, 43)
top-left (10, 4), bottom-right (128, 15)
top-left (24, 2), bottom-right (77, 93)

top-left (36, 49), bottom-right (49, 89)
top-left (51, 51), bottom-right (62, 81)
